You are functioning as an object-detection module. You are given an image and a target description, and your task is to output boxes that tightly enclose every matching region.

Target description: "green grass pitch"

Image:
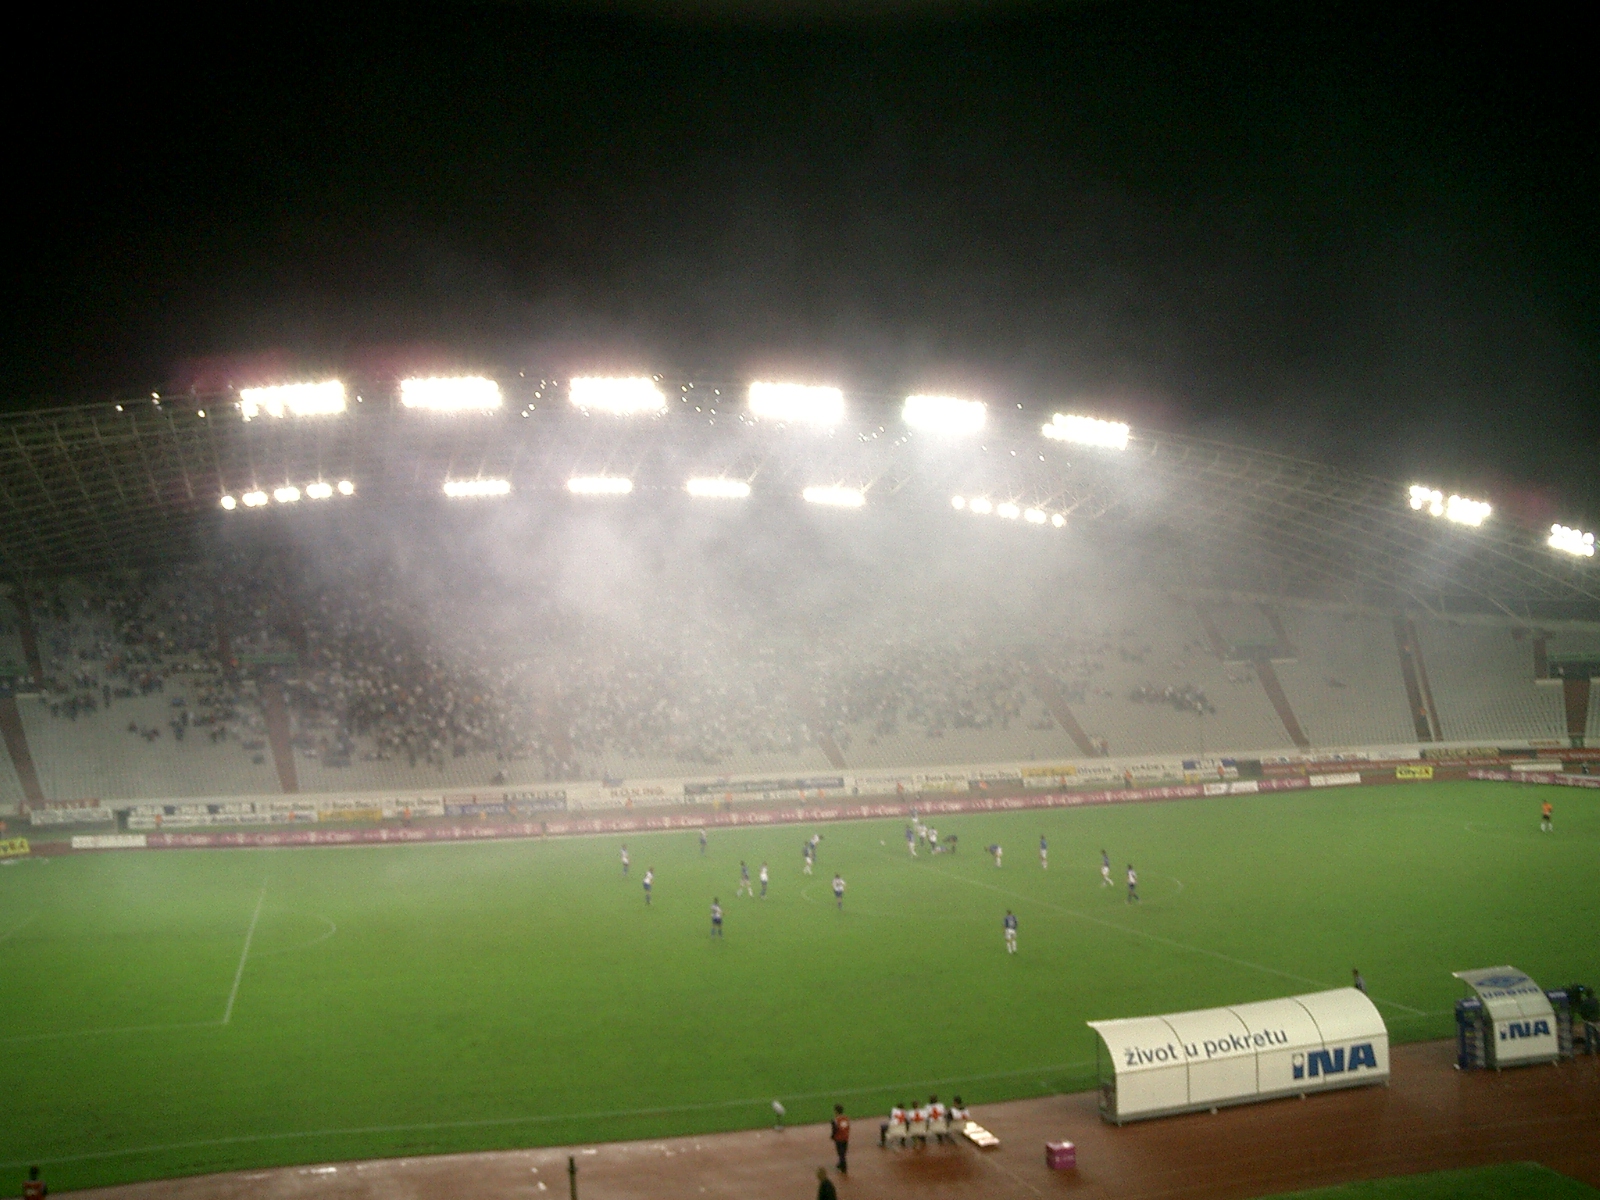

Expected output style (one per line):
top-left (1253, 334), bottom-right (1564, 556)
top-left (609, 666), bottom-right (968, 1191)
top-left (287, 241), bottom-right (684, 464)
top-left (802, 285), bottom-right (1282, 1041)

top-left (0, 780), bottom-right (1594, 1193)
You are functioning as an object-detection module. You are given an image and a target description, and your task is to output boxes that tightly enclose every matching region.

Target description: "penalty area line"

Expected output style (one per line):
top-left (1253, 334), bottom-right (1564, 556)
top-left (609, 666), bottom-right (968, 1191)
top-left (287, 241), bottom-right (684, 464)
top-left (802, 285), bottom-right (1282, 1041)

top-left (222, 880), bottom-right (267, 1026)
top-left (2, 1058), bottom-right (1098, 1170)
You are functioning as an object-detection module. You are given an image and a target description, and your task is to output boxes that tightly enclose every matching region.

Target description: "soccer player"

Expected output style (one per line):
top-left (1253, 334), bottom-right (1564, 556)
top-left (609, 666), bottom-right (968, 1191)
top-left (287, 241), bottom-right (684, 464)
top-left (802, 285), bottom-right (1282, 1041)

top-left (810, 832), bottom-right (822, 858)
top-left (759, 862), bottom-right (769, 898)
top-left (832, 873), bottom-right (845, 908)
top-left (1101, 848), bottom-right (1112, 886)
top-left (928, 826), bottom-right (939, 854)
top-left (906, 824), bottom-right (917, 857)
top-left (1003, 910), bottom-right (1018, 953)
top-left (710, 898), bottom-right (723, 936)
top-left (1541, 798), bottom-right (1553, 832)
top-left (1126, 863), bottom-right (1139, 902)
top-left (1039, 834), bottom-right (1048, 869)
top-left (620, 845), bottom-right (630, 876)
top-left (699, 828), bottom-right (708, 855)
top-left (830, 1104), bottom-right (851, 1172)
top-left (1352, 967), bottom-right (1366, 993)
top-left (642, 868), bottom-right (653, 905)
top-left (737, 860), bottom-right (753, 897)
top-left (988, 842), bottom-right (1002, 868)
top-left (803, 840), bottom-right (814, 874)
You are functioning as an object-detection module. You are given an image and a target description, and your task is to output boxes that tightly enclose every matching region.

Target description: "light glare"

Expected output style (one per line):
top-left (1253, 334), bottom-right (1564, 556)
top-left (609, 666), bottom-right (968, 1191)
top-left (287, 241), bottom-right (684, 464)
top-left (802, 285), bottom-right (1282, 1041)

top-left (569, 376), bottom-right (666, 415)
top-left (747, 382), bottom-right (845, 427)
top-left (686, 478), bottom-right (751, 499)
top-left (803, 485), bottom-right (865, 508)
top-left (239, 380), bottom-right (346, 421)
top-left (902, 394), bottom-right (986, 435)
top-left (567, 476), bottom-right (634, 495)
top-left (1024, 508), bottom-right (1047, 524)
top-left (1042, 412), bottom-right (1130, 450)
top-left (401, 376), bottom-right (502, 412)
top-left (273, 486), bottom-right (301, 504)
top-left (1409, 485), bottom-right (1490, 526)
top-left (1549, 524), bottom-right (1596, 558)
top-left (337, 480), bottom-right (355, 496)
top-left (951, 495), bottom-right (966, 510)
top-left (1051, 513), bottom-right (1066, 527)
top-left (969, 498), bottom-right (993, 515)
top-left (443, 479), bottom-right (511, 498)
top-left (305, 482), bottom-right (334, 499)
top-left (241, 490), bottom-right (269, 508)
top-left (997, 502), bottom-right (1021, 520)
top-left (219, 495), bottom-right (237, 510)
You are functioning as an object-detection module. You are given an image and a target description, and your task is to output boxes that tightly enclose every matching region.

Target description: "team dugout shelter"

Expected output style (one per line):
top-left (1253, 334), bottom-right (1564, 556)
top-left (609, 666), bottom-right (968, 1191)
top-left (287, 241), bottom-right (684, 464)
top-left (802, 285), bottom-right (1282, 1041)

top-left (1452, 966), bottom-right (1563, 1069)
top-left (1088, 988), bottom-right (1389, 1124)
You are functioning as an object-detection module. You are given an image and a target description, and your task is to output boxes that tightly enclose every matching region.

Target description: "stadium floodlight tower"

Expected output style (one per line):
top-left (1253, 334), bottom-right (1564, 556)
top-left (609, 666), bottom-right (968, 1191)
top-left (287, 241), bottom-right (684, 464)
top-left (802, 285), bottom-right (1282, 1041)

top-left (443, 479), bottom-right (512, 498)
top-left (401, 376), bottom-right (503, 412)
top-left (747, 382), bottom-right (845, 428)
top-left (686, 477), bottom-right (751, 499)
top-left (902, 394), bottom-right (986, 435)
top-left (1549, 524), bottom-right (1596, 558)
top-left (1041, 412), bottom-right (1130, 450)
top-left (239, 380), bottom-right (347, 421)
top-left (803, 485), bottom-right (865, 508)
top-left (1408, 485), bottom-right (1492, 527)
top-left (568, 376), bottom-right (667, 415)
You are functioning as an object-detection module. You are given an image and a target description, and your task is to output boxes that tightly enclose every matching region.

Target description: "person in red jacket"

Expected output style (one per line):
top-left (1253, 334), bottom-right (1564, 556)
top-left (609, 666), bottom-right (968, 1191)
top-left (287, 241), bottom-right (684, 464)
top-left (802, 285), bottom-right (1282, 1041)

top-left (830, 1104), bottom-right (851, 1173)
top-left (24, 1167), bottom-right (46, 1200)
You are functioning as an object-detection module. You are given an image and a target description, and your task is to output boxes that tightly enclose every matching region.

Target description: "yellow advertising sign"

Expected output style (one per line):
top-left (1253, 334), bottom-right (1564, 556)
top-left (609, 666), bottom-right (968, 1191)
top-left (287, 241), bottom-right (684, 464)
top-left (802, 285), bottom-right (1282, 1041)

top-left (1020, 765), bottom-right (1076, 779)
top-left (1394, 764), bottom-right (1434, 780)
top-left (0, 837), bottom-right (30, 857)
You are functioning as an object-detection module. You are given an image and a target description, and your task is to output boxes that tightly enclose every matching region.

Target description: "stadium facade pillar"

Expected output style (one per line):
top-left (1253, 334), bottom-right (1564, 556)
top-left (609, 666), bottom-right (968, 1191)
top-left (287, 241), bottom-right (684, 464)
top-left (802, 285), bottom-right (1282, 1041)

top-left (0, 692), bottom-right (45, 809)
top-left (1562, 677), bottom-right (1591, 749)
top-left (1254, 658), bottom-right (1310, 750)
top-left (1393, 617), bottom-right (1440, 742)
top-left (1257, 603), bottom-right (1297, 658)
top-left (1031, 669), bottom-right (1097, 756)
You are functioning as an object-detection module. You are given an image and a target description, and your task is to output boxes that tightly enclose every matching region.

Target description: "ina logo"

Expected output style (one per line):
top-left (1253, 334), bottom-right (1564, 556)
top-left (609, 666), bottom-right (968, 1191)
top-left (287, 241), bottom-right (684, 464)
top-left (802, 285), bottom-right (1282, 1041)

top-left (1292, 1043), bottom-right (1379, 1080)
top-left (1498, 1020), bottom-right (1551, 1041)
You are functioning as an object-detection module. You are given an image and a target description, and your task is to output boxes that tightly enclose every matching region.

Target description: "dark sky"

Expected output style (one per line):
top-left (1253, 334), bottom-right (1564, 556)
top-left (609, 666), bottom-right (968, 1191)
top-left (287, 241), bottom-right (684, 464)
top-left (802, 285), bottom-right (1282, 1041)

top-left (9, 2), bottom-right (1598, 520)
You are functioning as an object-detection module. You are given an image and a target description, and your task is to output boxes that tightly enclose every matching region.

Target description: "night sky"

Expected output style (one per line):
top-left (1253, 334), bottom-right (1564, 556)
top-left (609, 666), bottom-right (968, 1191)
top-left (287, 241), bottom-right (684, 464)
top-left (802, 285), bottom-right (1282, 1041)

top-left (9, 2), bottom-right (1597, 520)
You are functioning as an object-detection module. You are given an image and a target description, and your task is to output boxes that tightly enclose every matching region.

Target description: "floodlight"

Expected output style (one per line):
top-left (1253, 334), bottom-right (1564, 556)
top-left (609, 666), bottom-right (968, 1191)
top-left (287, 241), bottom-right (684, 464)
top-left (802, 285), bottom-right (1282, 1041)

top-left (239, 380), bottom-right (346, 421)
top-left (686, 478), bottom-right (751, 499)
top-left (568, 376), bottom-right (666, 415)
top-left (1042, 413), bottom-right (1129, 450)
top-left (903, 394), bottom-right (985, 435)
top-left (273, 486), bottom-right (301, 504)
top-left (747, 382), bottom-right (845, 427)
top-left (997, 502), bottom-right (1021, 520)
top-left (1407, 485), bottom-right (1444, 517)
top-left (969, 498), bottom-right (993, 515)
top-left (443, 479), bottom-right (511, 498)
top-left (401, 376), bottom-right (502, 412)
top-left (219, 495), bottom-right (237, 510)
top-left (1549, 524), bottom-right (1596, 558)
top-left (242, 490), bottom-right (269, 508)
top-left (337, 480), bottom-right (355, 496)
top-left (951, 495), bottom-right (967, 510)
top-left (1024, 508), bottom-right (1047, 524)
top-left (567, 476), bottom-right (634, 495)
top-left (802, 485), bottom-right (865, 508)
top-left (1051, 513), bottom-right (1066, 527)
top-left (1445, 495), bottom-right (1491, 526)
top-left (305, 482), bottom-right (334, 500)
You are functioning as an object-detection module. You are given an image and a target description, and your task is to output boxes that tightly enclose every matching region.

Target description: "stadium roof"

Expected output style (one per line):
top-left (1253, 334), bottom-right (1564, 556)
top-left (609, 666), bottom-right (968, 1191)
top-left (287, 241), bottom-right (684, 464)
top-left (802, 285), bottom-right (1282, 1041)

top-left (2, 381), bottom-right (1595, 622)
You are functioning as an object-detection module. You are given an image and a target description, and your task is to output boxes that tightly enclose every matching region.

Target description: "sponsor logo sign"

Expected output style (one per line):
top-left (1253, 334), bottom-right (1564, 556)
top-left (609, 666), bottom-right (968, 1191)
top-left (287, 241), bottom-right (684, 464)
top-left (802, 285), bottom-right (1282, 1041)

top-left (1498, 1019), bottom-right (1552, 1043)
top-left (1395, 764), bottom-right (1434, 780)
top-left (70, 834), bottom-right (147, 850)
top-left (0, 837), bottom-right (29, 857)
top-left (1309, 772), bottom-right (1363, 787)
top-left (1291, 1043), bottom-right (1380, 1080)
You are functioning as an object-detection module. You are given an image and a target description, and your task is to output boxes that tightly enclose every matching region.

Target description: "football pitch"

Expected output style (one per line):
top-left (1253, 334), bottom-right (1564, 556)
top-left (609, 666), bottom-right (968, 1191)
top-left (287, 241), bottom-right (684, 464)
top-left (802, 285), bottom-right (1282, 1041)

top-left (1, 780), bottom-right (1594, 1194)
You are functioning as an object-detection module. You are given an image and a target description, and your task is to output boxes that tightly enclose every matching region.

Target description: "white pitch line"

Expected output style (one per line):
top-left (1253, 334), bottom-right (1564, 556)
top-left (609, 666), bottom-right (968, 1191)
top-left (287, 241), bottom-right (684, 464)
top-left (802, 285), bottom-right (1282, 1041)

top-left (0, 911), bottom-right (38, 944)
top-left (2, 1058), bottom-right (1099, 1170)
top-left (0, 1020), bottom-right (222, 1045)
top-left (917, 856), bottom-right (1429, 1016)
top-left (222, 881), bottom-right (267, 1026)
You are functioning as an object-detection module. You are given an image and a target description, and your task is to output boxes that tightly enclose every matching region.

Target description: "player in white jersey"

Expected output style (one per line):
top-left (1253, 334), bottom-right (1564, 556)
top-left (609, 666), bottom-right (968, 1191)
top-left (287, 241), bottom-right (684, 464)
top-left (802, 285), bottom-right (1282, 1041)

top-left (927, 827), bottom-right (939, 853)
top-left (832, 873), bottom-right (845, 908)
top-left (759, 862), bottom-right (769, 897)
top-left (1126, 864), bottom-right (1139, 902)
top-left (988, 843), bottom-right (1003, 868)
top-left (1039, 834), bottom-right (1048, 869)
top-left (1003, 910), bottom-right (1018, 953)
top-left (642, 868), bottom-right (653, 904)
top-left (803, 841), bottom-right (814, 874)
top-left (1101, 848), bottom-right (1112, 886)
top-left (620, 845), bottom-right (630, 875)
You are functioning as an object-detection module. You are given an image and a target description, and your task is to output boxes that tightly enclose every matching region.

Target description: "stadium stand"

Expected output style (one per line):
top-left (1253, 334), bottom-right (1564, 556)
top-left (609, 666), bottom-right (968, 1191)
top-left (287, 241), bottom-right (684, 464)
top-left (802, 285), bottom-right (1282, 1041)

top-left (1416, 619), bottom-right (1568, 743)
top-left (1270, 606), bottom-right (1418, 749)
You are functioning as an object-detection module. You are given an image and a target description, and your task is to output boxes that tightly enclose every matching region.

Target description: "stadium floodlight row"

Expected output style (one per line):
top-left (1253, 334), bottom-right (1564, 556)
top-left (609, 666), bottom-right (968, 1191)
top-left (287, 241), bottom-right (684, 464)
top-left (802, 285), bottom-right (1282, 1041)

top-left (220, 480), bottom-right (355, 509)
top-left (952, 495), bottom-right (1067, 527)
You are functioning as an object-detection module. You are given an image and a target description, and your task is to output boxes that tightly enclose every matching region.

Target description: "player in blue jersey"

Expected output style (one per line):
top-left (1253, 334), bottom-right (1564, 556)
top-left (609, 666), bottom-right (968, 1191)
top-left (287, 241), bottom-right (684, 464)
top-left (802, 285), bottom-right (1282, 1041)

top-left (737, 860), bottom-right (753, 897)
top-left (906, 824), bottom-right (917, 857)
top-left (1039, 834), bottom-right (1048, 870)
top-left (1003, 910), bottom-right (1018, 953)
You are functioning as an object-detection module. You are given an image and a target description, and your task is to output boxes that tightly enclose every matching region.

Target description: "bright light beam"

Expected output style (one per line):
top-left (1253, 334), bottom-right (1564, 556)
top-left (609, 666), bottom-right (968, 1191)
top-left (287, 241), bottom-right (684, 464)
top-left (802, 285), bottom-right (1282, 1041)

top-left (902, 395), bottom-right (985, 435)
top-left (1042, 412), bottom-right (1129, 450)
top-left (568, 476), bottom-right (634, 495)
top-left (401, 376), bottom-right (502, 412)
top-left (305, 482), bottom-right (334, 499)
top-left (1410, 485), bottom-right (1490, 526)
top-left (686, 478), bottom-right (751, 499)
top-left (239, 381), bottom-right (346, 421)
top-left (569, 377), bottom-right (666, 415)
top-left (803, 485), bottom-right (865, 508)
top-left (1549, 524), bottom-right (1595, 558)
top-left (747, 382), bottom-right (845, 427)
top-left (443, 479), bottom-right (511, 498)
